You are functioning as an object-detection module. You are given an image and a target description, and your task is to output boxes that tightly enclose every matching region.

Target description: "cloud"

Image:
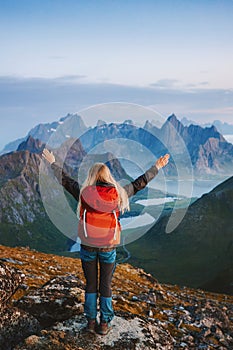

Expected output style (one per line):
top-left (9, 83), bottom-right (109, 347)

top-left (188, 106), bottom-right (233, 116)
top-left (151, 80), bottom-right (210, 90)
top-left (54, 75), bottom-right (87, 82)
top-left (150, 79), bottom-right (180, 89)
top-left (0, 75), bottom-right (232, 111)
top-left (199, 81), bottom-right (209, 86)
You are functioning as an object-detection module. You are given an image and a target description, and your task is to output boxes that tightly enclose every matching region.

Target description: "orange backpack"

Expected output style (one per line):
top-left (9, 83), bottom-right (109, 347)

top-left (78, 184), bottom-right (121, 247)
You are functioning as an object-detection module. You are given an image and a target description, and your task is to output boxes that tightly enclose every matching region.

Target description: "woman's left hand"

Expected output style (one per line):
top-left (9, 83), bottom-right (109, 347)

top-left (42, 148), bottom-right (56, 164)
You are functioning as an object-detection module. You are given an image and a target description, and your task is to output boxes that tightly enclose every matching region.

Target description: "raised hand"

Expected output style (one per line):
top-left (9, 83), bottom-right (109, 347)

top-left (155, 154), bottom-right (170, 170)
top-left (42, 148), bottom-right (56, 164)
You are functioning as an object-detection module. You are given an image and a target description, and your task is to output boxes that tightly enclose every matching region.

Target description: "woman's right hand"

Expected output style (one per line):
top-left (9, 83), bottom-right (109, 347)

top-left (156, 154), bottom-right (170, 170)
top-left (42, 148), bottom-right (56, 164)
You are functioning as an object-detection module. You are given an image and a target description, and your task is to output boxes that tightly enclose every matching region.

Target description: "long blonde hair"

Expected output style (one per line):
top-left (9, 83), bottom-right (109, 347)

top-left (77, 162), bottom-right (130, 215)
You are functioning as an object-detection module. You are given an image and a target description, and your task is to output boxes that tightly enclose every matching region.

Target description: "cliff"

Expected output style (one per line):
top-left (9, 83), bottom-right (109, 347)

top-left (160, 114), bottom-right (233, 175)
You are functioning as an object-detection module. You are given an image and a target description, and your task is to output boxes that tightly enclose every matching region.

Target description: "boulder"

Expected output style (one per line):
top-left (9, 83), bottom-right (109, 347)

top-left (15, 313), bottom-right (175, 350)
top-left (0, 262), bottom-right (25, 305)
top-left (15, 274), bottom-right (84, 327)
top-left (0, 262), bottom-right (40, 350)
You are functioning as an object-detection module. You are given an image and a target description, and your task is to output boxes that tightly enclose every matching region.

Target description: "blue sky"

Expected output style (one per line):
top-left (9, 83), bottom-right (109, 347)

top-left (0, 0), bottom-right (233, 149)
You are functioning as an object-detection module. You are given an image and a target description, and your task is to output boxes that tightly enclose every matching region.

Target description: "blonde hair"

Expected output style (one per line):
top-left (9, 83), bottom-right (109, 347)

top-left (77, 162), bottom-right (129, 215)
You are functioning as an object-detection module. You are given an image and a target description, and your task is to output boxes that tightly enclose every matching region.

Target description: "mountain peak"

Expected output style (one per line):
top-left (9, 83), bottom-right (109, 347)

top-left (165, 114), bottom-right (185, 134)
top-left (96, 119), bottom-right (107, 127)
top-left (17, 136), bottom-right (45, 154)
top-left (124, 119), bottom-right (134, 125)
top-left (167, 113), bottom-right (183, 126)
top-left (144, 120), bottom-right (153, 128)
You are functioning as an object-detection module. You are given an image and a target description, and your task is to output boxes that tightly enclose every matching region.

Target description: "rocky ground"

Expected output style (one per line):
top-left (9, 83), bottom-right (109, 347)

top-left (0, 244), bottom-right (232, 349)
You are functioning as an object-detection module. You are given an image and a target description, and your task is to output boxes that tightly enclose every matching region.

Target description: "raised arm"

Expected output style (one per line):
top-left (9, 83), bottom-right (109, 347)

top-left (42, 148), bottom-right (80, 201)
top-left (123, 154), bottom-right (170, 198)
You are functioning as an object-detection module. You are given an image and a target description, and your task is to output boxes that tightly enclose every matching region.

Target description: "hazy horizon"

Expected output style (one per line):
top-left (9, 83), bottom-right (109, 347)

top-left (1, 0), bottom-right (233, 149)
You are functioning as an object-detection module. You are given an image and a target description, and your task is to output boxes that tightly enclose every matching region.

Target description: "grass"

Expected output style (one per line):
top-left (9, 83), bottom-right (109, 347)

top-left (0, 218), bottom-right (71, 254)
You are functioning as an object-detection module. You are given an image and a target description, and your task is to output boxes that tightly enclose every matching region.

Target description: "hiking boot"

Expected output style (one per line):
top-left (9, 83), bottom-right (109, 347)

top-left (85, 319), bottom-right (97, 333)
top-left (98, 321), bottom-right (112, 335)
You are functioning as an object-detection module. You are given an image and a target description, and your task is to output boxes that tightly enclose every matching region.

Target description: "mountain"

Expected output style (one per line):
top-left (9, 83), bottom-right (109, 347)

top-left (17, 136), bottom-right (45, 154)
top-left (78, 114), bottom-right (233, 176)
top-left (0, 136), bottom-right (130, 251)
top-left (0, 143), bottom-right (69, 252)
top-left (1, 135), bottom-right (232, 295)
top-left (0, 113), bottom-right (88, 155)
top-left (1, 137), bottom-right (27, 155)
top-left (79, 120), bottom-right (163, 154)
top-left (210, 120), bottom-right (233, 135)
top-left (0, 244), bottom-right (232, 349)
top-left (2, 113), bottom-right (233, 176)
top-left (127, 174), bottom-right (233, 295)
top-left (148, 114), bottom-right (233, 175)
top-left (180, 116), bottom-right (198, 126)
top-left (78, 121), bottom-right (170, 176)
top-left (181, 117), bottom-right (233, 135)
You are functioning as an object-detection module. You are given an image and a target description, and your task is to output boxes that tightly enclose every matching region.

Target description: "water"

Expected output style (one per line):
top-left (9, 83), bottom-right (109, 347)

top-left (70, 238), bottom-right (81, 252)
top-left (136, 197), bottom-right (177, 206)
top-left (150, 179), bottom-right (225, 198)
top-left (120, 212), bottom-right (155, 228)
top-left (120, 159), bottom-right (225, 198)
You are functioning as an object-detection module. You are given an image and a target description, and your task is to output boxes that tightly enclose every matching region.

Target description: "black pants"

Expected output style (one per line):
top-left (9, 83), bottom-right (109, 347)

top-left (80, 246), bottom-right (116, 297)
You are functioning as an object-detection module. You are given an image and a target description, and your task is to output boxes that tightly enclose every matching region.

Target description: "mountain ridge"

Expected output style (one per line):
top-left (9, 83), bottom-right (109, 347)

top-left (2, 113), bottom-right (233, 176)
top-left (181, 117), bottom-right (233, 134)
top-left (0, 113), bottom-right (88, 155)
top-left (0, 244), bottom-right (232, 349)
top-left (127, 172), bottom-right (233, 294)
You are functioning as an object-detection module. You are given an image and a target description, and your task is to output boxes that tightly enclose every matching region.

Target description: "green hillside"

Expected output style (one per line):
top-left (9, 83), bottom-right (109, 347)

top-left (127, 175), bottom-right (233, 294)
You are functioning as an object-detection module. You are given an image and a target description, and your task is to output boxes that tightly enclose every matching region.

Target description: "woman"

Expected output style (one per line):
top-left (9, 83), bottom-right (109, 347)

top-left (42, 148), bottom-right (169, 335)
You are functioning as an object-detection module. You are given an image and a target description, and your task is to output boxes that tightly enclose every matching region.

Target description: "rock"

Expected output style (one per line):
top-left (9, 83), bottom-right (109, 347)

top-left (112, 294), bottom-right (126, 302)
top-left (0, 306), bottom-right (40, 350)
top-left (0, 257), bottom-right (24, 265)
top-left (0, 263), bottom-right (40, 350)
top-left (0, 246), bottom-right (233, 349)
top-left (148, 309), bottom-right (153, 317)
top-left (15, 313), bottom-right (175, 350)
top-left (0, 262), bottom-right (25, 305)
top-left (17, 135), bottom-right (45, 154)
top-left (15, 275), bottom-right (84, 327)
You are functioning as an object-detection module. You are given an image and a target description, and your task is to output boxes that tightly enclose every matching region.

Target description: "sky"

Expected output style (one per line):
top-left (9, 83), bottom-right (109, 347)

top-left (0, 0), bottom-right (233, 149)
